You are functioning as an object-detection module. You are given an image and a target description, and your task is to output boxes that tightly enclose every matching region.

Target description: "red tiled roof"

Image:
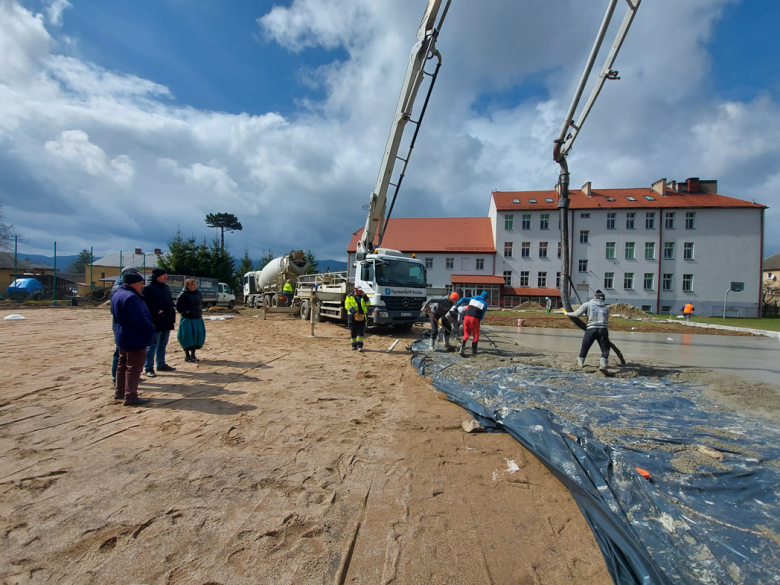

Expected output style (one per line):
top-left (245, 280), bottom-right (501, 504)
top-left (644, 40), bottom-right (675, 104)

top-left (502, 287), bottom-right (561, 297)
top-left (346, 218), bottom-right (495, 253)
top-left (451, 275), bottom-right (506, 285)
top-left (492, 189), bottom-right (767, 211)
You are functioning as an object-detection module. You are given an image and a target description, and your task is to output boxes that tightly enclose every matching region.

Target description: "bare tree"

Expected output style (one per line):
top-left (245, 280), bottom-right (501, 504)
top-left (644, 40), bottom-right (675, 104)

top-left (0, 202), bottom-right (18, 252)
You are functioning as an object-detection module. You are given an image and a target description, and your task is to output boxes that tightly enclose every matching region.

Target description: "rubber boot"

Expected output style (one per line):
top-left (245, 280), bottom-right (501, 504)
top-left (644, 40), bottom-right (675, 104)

top-left (471, 342), bottom-right (478, 356)
top-left (444, 333), bottom-right (454, 351)
top-left (578, 357), bottom-right (585, 368)
top-left (429, 337), bottom-right (436, 351)
top-left (458, 339), bottom-right (467, 357)
top-left (599, 357), bottom-right (608, 371)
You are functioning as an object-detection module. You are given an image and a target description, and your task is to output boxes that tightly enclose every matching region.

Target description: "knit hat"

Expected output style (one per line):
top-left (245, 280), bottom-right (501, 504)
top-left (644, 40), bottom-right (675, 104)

top-left (594, 290), bottom-right (605, 301)
top-left (151, 268), bottom-right (167, 280)
top-left (123, 272), bottom-right (144, 285)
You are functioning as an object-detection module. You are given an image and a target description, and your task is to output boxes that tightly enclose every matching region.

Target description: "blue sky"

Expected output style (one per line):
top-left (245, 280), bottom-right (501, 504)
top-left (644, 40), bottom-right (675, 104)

top-left (2, 0), bottom-right (779, 263)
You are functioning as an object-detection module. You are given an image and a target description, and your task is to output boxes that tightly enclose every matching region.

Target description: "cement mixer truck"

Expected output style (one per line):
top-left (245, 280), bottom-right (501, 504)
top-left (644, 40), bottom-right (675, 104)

top-left (242, 250), bottom-right (310, 308)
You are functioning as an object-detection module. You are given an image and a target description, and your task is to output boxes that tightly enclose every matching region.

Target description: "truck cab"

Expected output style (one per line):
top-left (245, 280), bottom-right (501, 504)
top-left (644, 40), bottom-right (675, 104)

top-left (355, 249), bottom-right (426, 327)
top-left (218, 283), bottom-right (236, 309)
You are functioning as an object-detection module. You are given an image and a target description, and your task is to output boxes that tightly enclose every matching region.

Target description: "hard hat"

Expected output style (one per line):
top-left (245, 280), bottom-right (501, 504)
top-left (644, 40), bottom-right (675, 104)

top-left (449, 292), bottom-right (460, 302)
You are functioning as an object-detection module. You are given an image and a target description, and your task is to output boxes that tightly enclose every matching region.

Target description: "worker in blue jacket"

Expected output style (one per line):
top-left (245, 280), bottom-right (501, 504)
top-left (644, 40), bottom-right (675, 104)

top-left (456, 291), bottom-right (490, 356)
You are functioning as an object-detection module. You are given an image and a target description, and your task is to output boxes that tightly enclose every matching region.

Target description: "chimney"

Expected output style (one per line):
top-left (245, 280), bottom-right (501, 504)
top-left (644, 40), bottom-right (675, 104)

top-left (666, 180), bottom-right (677, 191)
top-left (686, 177), bottom-right (700, 193)
top-left (154, 248), bottom-right (162, 255)
top-left (651, 178), bottom-right (666, 197)
top-left (698, 180), bottom-right (717, 194)
top-left (135, 248), bottom-right (142, 254)
top-left (581, 182), bottom-right (592, 197)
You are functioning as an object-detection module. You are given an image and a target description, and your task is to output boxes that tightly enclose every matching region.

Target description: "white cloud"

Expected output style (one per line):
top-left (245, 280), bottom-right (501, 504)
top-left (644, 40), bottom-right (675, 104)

top-left (46, 0), bottom-right (71, 27)
top-left (0, 0), bottom-right (778, 261)
top-left (45, 130), bottom-right (135, 186)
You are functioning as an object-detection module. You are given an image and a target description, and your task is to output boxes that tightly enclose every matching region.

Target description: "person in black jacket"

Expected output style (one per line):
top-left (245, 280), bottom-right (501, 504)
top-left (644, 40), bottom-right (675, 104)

top-left (142, 268), bottom-right (177, 376)
top-left (176, 278), bottom-right (206, 362)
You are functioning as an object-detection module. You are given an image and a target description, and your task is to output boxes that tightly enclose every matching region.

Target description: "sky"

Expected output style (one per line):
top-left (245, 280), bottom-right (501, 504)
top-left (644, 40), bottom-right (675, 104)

top-left (1, 0), bottom-right (779, 263)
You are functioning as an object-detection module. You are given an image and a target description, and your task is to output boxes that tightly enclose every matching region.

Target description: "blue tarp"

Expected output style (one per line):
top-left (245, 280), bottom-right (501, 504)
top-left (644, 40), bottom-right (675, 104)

top-left (6, 278), bottom-right (43, 296)
top-left (411, 339), bottom-right (780, 584)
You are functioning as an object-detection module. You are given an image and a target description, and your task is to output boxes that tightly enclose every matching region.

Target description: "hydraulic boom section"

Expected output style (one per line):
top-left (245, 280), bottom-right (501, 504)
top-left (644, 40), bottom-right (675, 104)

top-left (356, 0), bottom-right (452, 260)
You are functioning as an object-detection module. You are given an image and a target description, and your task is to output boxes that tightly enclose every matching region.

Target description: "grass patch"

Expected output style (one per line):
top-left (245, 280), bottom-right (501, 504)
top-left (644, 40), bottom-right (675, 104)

top-left (647, 314), bottom-right (780, 332)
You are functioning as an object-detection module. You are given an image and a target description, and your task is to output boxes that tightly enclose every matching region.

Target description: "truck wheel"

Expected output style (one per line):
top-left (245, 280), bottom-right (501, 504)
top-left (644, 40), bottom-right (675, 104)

top-left (300, 301), bottom-right (310, 320)
top-left (395, 323), bottom-right (413, 331)
top-left (228, 300), bottom-right (235, 310)
top-left (271, 294), bottom-right (278, 308)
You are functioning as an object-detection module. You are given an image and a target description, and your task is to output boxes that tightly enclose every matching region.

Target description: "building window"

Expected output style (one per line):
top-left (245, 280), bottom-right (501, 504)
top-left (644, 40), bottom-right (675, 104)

top-left (540, 214), bottom-right (550, 230)
top-left (664, 242), bottom-right (674, 259)
top-left (643, 273), bottom-right (654, 290)
top-left (476, 258), bottom-right (485, 270)
top-left (663, 273), bottom-right (673, 291)
top-left (604, 272), bottom-right (614, 289)
top-left (539, 242), bottom-right (548, 258)
top-left (607, 213), bottom-right (616, 230)
top-left (624, 273), bottom-right (634, 289)
top-left (605, 242), bottom-right (615, 259)
top-left (520, 271), bottom-right (529, 287)
top-left (580, 213), bottom-right (591, 219)
top-left (682, 274), bottom-right (694, 292)
top-left (505, 214), bottom-right (514, 230)
top-left (645, 242), bottom-right (655, 260)
top-left (503, 271), bottom-right (512, 286)
top-left (556, 272), bottom-right (561, 288)
top-left (646, 212), bottom-right (655, 229)
top-left (665, 212), bottom-right (675, 229)
top-left (445, 284), bottom-right (453, 295)
top-left (626, 212), bottom-right (636, 229)
top-left (578, 259), bottom-right (588, 272)
top-left (538, 272), bottom-right (547, 287)
top-left (504, 243), bottom-right (513, 258)
top-left (683, 242), bottom-right (694, 260)
top-left (557, 242), bottom-right (562, 258)
top-left (580, 230), bottom-right (589, 243)
top-left (446, 258), bottom-right (454, 269)
top-left (522, 214), bottom-right (531, 230)
top-left (521, 242), bottom-right (530, 258)
top-left (425, 257), bottom-right (433, 269)
top-left (661, 305), bottom-right (671, 313)
top-left (685, 212), bottom-right (696, 229)
top-left (101, 271), bottom-right (106, 279)
top-left (625, 242), bottom-right (635, 259)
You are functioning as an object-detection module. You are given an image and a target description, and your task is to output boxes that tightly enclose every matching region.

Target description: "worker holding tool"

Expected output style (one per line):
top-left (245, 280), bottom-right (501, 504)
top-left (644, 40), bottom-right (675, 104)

top-left (421, 292), bottom-right (460, 351)
top-left (456, 291), bottom-right (490, 356)
top-left (283, 279), bottom-right (294, 307)
top-left (345, 285), bottom-right (369, 352)
top-left (564, 290), bottom-right (610, 371)
top-left (681, 302), bottom-right (695, 322)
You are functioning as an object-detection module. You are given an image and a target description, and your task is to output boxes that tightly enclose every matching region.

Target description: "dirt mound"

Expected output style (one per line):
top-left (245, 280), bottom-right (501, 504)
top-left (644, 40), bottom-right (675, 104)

top-left (609, 303), bottom-right (651, 319)
top-left (513, 301), bottom-right (544, 310)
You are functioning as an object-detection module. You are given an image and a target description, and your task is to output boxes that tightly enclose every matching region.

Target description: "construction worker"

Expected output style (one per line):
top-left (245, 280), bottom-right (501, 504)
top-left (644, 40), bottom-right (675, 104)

top-left (283, 279), bottom-right (294, 307)
top-left (345, 285), bottom-right (369, 352)
top-left (456, 291), bottom-right (490, 356)
top-left (564, 289), bottom-right (610, 371)
top-left (682, 302), bottom-right (695, 322)
top-left (421, 292), bottom-right (460, 351)
top-left (545, 296), bottom-right (552, 313)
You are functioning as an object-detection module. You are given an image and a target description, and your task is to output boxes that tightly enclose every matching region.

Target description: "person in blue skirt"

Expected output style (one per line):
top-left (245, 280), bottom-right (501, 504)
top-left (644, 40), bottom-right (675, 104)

top-left (176, 278), bottom-right (206, 362)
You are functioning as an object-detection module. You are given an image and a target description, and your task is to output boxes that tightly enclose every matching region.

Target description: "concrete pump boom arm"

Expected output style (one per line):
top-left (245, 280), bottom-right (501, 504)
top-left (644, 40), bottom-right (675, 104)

top-left (356, 0), bottom-right (452, 260)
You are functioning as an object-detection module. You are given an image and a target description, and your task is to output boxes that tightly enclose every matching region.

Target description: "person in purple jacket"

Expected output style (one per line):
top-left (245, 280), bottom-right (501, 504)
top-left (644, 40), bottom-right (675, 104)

top-left (110, 272), bottom-right (156, 406)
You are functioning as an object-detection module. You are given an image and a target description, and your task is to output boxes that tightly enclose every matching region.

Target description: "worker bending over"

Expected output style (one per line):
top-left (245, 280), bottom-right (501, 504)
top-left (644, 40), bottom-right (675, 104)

top-left (421, 292), bottom-right (460, 351)
top-left (456, 291), bottom-right (490, 356)
top-left (345, 286), bottom-right (369, 352)
top-left (565, 290), bottom-right (610, 370)
top-left (682, 302), bottom-right (694, 322)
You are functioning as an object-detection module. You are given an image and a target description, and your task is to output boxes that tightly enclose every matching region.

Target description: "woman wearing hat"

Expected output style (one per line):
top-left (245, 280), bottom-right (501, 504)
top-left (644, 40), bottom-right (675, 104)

top-left (176, 278), bottom-right (206, 362)
top-left (142, 268), bottom-right (176, 376)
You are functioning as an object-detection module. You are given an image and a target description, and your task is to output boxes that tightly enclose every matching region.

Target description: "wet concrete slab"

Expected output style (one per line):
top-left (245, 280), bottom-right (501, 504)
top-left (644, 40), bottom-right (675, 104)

top-left (488, 326), bottom-right (780, 386)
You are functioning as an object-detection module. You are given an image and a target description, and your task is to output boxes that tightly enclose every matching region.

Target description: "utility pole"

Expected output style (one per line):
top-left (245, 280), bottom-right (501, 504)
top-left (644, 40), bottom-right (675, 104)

top-left (90, 246), bottom-right (93, 293)
top-left (13, 235), bottom-right (17, 285)
top-left (53, 241), bottom-right (57, 306)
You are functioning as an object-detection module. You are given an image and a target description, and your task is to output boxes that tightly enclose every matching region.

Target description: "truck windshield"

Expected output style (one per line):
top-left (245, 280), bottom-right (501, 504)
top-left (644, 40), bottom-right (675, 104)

top-left (375, 260), bottom-right (425, 287)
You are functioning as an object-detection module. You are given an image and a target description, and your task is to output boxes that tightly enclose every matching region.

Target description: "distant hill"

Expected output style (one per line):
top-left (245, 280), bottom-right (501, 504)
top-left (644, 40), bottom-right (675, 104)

top-left (16, 254), bottom-right (79, 269)
top-left (316, 259), bottom-right (348, 272)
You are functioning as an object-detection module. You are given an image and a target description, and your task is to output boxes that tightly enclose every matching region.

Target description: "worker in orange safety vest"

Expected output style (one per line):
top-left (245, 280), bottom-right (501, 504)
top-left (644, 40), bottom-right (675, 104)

top-left (682, 302), bottom-right (695, 322)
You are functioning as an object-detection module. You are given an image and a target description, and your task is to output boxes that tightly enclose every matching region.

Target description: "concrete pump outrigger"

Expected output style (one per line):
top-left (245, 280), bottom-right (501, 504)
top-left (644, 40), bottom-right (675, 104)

top-left (553, 0), bottom-right (643, 365)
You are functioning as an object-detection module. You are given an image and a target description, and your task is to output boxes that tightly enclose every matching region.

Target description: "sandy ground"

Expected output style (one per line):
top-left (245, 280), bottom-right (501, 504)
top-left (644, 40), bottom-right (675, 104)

top-left (0, 308), bottom-right (610, 585)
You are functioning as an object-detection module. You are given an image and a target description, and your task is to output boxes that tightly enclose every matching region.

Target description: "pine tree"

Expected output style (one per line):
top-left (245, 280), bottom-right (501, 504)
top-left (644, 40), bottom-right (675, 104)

top-left (205, 213), bottom-right (243, 250)
top-left (256, 246), bottom-right (275, 271)
top-left (304, 250), bottom-right (319, 275)
top-left (67, 249), bottom-right (95, 277)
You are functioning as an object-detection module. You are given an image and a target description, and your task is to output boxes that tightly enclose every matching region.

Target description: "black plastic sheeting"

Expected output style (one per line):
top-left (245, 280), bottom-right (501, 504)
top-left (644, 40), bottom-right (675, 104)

top-left (411, 340), bottom-right (780, 584)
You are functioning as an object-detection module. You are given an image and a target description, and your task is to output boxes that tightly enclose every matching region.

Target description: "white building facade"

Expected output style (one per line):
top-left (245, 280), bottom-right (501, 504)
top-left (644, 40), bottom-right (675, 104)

top-left (491, 179), bottom-right (766, 316)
